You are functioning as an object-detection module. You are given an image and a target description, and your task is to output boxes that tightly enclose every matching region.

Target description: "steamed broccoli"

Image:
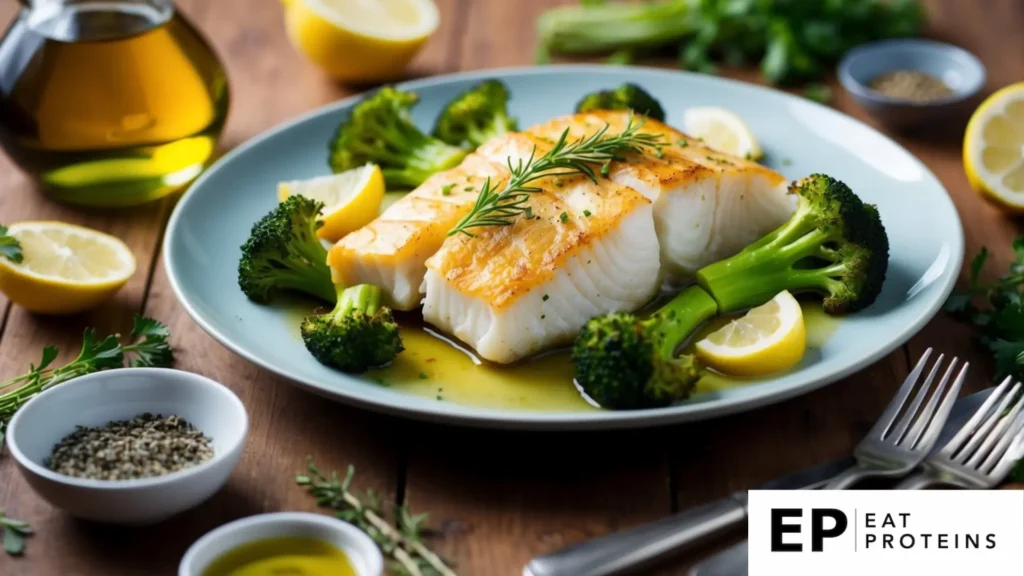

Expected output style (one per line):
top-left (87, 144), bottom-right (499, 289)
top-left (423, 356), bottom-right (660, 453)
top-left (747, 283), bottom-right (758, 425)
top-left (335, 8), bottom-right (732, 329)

top-left (573, 173), bottom-right (890, 410)
top-left (697, 174), bottom-right (889, 315)
top-left (575, 83), bottom-right (666, 121)
top-left (433, 79), bottom-right (518, 149)
top-left (329, 87), bottom-right (469, 189)
top-left (573, 286), bottom-right (719, 409)
top-left (237, 195), bottom-right (335, 304)
top-left (301, 284), bottom-right (403, 373)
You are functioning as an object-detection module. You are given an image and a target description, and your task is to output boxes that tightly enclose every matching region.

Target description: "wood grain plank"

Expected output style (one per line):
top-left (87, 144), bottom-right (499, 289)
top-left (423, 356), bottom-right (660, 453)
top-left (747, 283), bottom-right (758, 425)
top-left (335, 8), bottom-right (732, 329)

top-left (0, 0), bottom-right (465, 574)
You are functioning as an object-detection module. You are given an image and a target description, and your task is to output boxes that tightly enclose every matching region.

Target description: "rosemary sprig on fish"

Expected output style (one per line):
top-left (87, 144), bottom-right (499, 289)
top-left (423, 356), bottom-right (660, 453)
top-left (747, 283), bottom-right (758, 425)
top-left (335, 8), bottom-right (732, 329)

top-left (447, 115), bottom-right (663, 237)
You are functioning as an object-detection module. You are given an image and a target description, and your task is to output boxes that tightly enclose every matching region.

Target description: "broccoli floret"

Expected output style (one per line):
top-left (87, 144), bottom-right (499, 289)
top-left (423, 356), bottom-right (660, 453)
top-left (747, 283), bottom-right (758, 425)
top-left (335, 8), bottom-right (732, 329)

top-left (328, 86), bottom-right (469, 189)
top-left (301, 284), bottom-right (404, 373)
top-left (572, 286), bottom-right (718, 409)
top-left (575, 83), bottom-right (666, 121)
top-left (697, 174), bottom-right (890, 315)
top-left (238, 195), bottom-right (335, 304)
top-left (432, 79), bottom-right (518, 149)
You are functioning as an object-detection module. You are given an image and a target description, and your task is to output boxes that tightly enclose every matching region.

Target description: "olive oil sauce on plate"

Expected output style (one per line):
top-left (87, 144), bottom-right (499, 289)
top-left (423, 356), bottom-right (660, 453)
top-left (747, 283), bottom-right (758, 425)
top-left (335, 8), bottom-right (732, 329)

top-left (0, 0), bottom-right (229, 206)
top-left (285, 296), bottom-right (839, 411)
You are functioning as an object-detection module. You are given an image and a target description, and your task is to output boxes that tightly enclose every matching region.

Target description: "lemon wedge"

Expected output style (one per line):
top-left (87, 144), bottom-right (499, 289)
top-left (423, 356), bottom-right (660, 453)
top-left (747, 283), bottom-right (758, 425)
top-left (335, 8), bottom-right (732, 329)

top-left (964, 83), bottom-right (1024, 213)
top-left (695, 290), bottom-right (805, 376)
top-left (682, 106), bottom-right (763, 160)
top-left (0, 222), bottom-right (136, 315)
top-left (282, 0), bottom-right (439, 83)
top-left (278, 164), bottom-right (385, 242)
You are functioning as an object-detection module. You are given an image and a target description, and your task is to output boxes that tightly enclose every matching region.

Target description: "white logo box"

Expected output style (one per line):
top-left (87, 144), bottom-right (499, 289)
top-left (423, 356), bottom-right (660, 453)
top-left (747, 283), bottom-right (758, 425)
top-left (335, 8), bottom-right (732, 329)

top-left (748, 490), bottom-right (1024, 575)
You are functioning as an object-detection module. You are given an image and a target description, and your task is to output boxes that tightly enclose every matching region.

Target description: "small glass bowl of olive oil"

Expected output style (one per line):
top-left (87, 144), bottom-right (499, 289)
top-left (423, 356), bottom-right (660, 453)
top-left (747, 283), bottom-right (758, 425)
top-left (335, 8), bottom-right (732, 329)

top-left (0, 0), bottom-right (229, 207)
top-left (179, 512), bottom-right (383, 576)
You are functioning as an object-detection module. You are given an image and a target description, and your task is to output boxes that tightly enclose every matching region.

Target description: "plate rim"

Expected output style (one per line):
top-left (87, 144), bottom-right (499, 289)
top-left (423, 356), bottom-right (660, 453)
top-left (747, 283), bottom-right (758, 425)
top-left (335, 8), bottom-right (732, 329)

top-left (164, 63), bottom-right (965, 430)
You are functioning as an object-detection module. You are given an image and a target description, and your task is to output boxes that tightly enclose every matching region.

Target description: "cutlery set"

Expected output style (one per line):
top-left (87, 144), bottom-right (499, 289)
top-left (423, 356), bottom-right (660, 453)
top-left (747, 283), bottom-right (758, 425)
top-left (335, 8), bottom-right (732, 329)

top-left (525, 350), bottom-right (1024, 576)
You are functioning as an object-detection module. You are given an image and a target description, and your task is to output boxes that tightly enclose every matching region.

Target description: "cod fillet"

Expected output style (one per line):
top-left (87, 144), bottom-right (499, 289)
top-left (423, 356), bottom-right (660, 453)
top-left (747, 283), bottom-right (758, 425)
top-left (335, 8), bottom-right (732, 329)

top-left (529, 111), bottom-right (794, 285)
top-left (422, 148), bottom-right (661, 364)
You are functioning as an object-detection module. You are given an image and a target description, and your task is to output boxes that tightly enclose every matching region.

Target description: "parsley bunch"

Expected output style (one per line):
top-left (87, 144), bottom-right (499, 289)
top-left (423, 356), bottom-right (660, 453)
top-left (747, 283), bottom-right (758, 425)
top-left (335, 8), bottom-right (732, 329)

top-left (945, 239), bottom-right (1024, 379)
top-left (0, 315), bottom-right (174, 444)
top-left (537, 0), bottom-right (926, 93)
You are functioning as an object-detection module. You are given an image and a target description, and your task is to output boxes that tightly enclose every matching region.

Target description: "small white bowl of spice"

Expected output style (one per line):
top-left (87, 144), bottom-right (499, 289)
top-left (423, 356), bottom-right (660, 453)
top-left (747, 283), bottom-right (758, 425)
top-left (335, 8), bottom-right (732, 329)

top-left (838, 39), bottom-right (986, 130)
top-left (5, 367), bottom-right (248, 525)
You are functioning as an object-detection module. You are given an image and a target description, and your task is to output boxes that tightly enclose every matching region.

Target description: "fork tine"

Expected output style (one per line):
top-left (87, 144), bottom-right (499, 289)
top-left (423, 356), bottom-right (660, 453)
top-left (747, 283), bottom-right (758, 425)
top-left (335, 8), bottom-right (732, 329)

top-left (986, 424), bottom-right (1024, 482)
top-left (979, 408), bottom-right (1024, 473)
top-left (940, 376), bottom-right (1014, 458)
top-left (954, 382), bottom-right (1021, 463)
top-left (908, 361), bottom-right (969, 451)
top-left (889, 354), bottom-right (945, 443)
top-left (870, 348), bottom-right (933, 439)
top-left (967, 391), bottom-right (1024, 469)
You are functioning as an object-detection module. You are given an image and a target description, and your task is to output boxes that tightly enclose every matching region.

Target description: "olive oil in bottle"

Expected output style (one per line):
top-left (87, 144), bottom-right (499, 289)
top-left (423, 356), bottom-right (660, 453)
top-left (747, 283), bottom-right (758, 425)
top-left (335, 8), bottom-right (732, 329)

top-left (0, 0), bottom-right (229, 206)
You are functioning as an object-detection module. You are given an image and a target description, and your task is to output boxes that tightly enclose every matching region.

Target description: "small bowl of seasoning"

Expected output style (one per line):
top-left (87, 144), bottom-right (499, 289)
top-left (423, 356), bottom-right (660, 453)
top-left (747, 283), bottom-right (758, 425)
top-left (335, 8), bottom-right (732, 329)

top-left (5, 368), bottom-right (248, 525)
top-left (179, 512), bottom-right (384, 576)
top-left (838, 39), bottom-right (986, 130)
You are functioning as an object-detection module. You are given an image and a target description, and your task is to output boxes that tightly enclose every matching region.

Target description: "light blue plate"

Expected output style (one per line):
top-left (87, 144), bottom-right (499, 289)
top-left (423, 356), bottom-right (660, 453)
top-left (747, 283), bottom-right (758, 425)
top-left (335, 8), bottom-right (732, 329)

top-left (164, 65), bottom-right (963, 430)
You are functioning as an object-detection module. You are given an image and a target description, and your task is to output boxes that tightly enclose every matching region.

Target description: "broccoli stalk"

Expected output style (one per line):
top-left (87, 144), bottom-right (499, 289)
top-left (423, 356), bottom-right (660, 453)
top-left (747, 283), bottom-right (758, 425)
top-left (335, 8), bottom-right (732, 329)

top-left (573, 286), bottom-right (719, 409)
top-left (301, 284), bottom-right (404, 373)
top-left (238, 195), bottom-right (335, 304)
top-left (697, 174), bottom-right (889, 315)
top-left (575, 83), bottom-right (666, 121)
top-left (329, 87), bottom-right (469, 189)
top-left (433, 79), bottom-right (518, 149)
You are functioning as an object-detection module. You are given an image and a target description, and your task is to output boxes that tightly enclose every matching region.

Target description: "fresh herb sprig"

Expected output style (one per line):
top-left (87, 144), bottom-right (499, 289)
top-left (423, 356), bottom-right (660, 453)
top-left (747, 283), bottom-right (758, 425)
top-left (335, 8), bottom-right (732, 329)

top-left (944, 239), bottom-right (1024, 379)
top-left (0, 224), bottom-right (23, 264)
top-left (448, 116), bottom-right (663, 237)
top-left (297, 461), bottom-right (456, 576)
top-left (1, 509), bottom-right (31, 556)
top-left (0, 315), bottom-right (174, 444)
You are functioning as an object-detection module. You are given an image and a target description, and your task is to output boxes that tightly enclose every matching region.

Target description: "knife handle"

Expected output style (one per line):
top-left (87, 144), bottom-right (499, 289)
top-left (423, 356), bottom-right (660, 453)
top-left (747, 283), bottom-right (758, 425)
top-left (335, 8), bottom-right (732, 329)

top-left (523, 496), bottom-right (747, 576)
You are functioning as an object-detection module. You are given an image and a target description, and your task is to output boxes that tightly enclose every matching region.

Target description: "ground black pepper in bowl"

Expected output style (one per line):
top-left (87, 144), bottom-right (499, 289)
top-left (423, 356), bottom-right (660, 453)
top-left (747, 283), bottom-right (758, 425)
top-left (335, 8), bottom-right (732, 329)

top-left (45, 413), bottom-right (214, 481)
top-left (868, 69), bottom-right (954, 103)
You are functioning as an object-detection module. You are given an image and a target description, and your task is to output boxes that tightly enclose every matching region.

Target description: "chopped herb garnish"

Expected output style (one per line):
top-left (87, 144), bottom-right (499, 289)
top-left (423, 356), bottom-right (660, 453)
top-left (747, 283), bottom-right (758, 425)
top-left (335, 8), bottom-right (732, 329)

top-left (542, 294), bottom-right (550, 301)
top-left (583, 209), bottom-right (592, 217)
top-left (441, 183), bottom-right (455, 196)
top-left (559, 212), bottom-right (569, 223)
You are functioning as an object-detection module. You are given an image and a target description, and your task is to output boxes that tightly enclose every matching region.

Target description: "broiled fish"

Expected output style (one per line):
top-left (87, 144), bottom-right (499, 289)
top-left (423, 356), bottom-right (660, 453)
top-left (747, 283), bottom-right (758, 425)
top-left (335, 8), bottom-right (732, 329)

top-left (529, 111), bottom-right (793, 285)
top-left (422, 155), bottom-right (661, 364)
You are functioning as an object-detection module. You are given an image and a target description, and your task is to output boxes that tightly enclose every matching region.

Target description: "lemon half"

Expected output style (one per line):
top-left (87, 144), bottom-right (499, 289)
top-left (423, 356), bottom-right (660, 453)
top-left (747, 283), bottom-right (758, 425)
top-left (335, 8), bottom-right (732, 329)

top-left (695, 290), bottom-right (805, 376)
top-left (0, 222), bottom-right (136, 314)
top-left (683, 106), bottom-right (764, 160)
top-left (278, 164), bottom-right (385, 242)
top-left (282, 0), bottom-right (439, 83)
top-left (964, 83), bottom-right (1024, 213)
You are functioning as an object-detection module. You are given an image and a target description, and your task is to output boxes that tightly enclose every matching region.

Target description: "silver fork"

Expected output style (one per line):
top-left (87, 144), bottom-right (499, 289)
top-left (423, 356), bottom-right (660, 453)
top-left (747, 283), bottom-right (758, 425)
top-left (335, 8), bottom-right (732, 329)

top-left (896, 375), bottom-right (1024, 490)
top-left (524, 350), bottom-right (967, 576)
top-left (823, 349), bottom-right (969, 489)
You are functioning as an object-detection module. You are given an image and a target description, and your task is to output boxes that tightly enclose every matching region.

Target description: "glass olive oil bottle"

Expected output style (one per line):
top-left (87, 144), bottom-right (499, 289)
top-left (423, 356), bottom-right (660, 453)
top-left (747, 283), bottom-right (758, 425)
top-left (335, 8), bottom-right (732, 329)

top-left (0, 0), bottom-right (229, 206)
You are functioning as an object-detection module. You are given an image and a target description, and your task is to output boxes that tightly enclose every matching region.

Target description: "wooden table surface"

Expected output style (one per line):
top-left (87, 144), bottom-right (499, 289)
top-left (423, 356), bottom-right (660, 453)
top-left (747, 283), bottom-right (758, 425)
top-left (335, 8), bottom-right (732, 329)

top-left (1, 1), bottom-right (1022, 574)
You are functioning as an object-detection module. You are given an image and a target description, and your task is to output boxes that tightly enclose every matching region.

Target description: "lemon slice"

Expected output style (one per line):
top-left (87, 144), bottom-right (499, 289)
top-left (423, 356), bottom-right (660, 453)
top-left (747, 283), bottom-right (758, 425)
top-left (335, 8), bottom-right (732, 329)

top-left (682, 106), bottom-right (764, 160)
top-left (282, 0), bottom-right (439, 83)
top-left (695, 290), bottom-right (805, 376)
top-left (278, 164), bottom-right (385, 242)
top-left (964, 83), bottom-right (1024, 213)
top-left (0, 222), bottom-right (136, 315)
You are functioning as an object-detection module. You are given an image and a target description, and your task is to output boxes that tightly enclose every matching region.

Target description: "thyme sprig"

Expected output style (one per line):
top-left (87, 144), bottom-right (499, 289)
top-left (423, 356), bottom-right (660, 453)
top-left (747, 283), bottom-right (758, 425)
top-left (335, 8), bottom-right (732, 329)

top-left (0, 315), bottom-right (174, 445)
top-left (297, 461), bottom-right (456, 576)
top-left (1, 509), bottom-right (31, 556)
top-left (448, 116), bottom-right (663, 236)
